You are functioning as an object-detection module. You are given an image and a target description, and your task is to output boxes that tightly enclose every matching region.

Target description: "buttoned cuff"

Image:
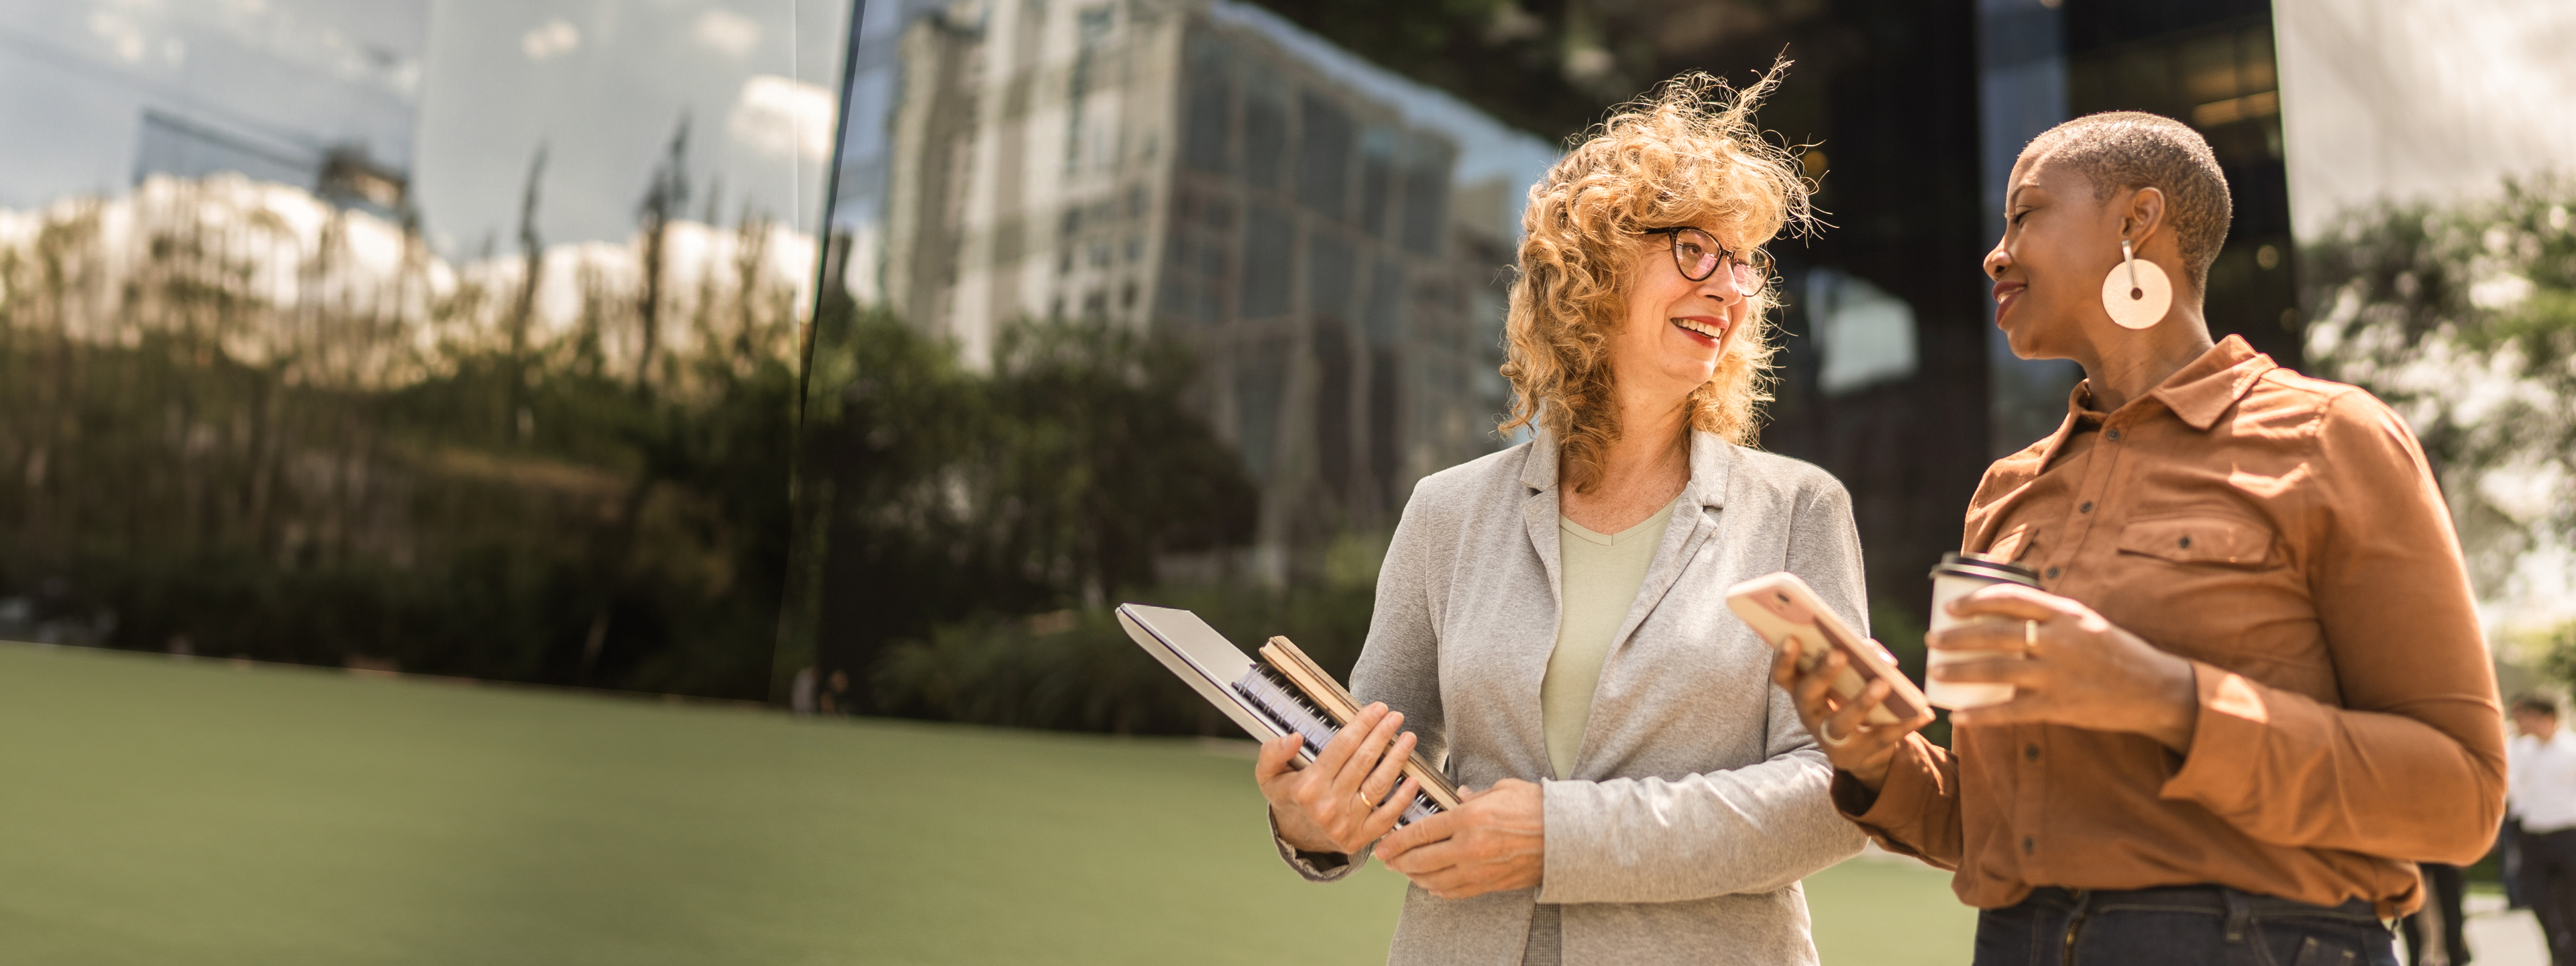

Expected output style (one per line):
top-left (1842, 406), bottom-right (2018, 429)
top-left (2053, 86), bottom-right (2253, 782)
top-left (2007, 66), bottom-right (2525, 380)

top-left (1836, 735), bottom-right (1945, 855)
top-left (2158, 661), bottom-right (2265, 808)
top-left (1267, 808), bottom-right (1363, 882)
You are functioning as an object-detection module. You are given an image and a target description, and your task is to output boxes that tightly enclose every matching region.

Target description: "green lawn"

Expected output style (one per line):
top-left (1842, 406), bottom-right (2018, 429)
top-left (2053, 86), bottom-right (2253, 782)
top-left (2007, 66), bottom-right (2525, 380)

top-left (0, 643), bottom-right (1972, 964)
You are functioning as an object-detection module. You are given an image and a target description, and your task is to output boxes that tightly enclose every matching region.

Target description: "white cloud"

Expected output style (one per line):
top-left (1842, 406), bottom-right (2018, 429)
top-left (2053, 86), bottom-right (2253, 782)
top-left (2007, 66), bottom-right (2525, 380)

top-left (520, 18), bottom-right (580, 62)
top-left (691, 8), bottom-right (761, 58)
top-left (727, 74), bottom-right (834, 162)
top-left (89, 9), bottom-right (151, 64)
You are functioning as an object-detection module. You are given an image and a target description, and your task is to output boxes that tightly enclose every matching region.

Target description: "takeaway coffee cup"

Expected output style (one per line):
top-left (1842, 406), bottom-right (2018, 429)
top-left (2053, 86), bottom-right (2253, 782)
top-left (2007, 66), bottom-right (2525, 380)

top-left (1924, 551), bottom-right (2044, 710)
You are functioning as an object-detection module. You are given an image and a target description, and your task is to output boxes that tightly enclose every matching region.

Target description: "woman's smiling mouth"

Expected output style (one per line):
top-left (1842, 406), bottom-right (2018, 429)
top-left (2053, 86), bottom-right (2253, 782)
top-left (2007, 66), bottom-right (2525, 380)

top-left (1991, 280), bottom-right (2027, 322)
top-left (1672, 316), bottom-right (1727, 346)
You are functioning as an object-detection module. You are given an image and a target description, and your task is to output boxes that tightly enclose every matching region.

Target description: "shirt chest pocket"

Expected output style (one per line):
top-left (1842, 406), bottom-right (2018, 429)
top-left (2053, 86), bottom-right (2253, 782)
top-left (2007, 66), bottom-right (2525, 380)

top-left (2115, 515), bottom-right (2277, 568)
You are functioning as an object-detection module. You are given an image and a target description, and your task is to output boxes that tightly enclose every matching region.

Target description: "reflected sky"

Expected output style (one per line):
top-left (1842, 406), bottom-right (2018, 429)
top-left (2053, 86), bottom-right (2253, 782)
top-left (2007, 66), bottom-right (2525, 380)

top-left (0, 0), bottom-right (846, 258)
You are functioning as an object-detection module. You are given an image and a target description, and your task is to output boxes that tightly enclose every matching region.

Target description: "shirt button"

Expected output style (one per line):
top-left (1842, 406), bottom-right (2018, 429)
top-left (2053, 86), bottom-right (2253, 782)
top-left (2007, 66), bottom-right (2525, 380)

top-left (2079, 501), bottom-right (2094, 514)
top-left (2045, 566), bottom-right (2061, 580)
top-left (2025, 744), bottom-right (2041, 761)
top-left (2106, 429), bottom-right (2123, 442)
top-left (2022, 835), bottom-right (2036, 855)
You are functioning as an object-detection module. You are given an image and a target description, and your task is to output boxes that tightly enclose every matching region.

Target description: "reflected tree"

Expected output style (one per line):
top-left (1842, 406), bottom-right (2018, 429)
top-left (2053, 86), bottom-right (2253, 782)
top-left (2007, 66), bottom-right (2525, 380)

top-left (2304, 176), bottom-right (2576, 596)
top-left (784, 306), bottom-right (1258, 714)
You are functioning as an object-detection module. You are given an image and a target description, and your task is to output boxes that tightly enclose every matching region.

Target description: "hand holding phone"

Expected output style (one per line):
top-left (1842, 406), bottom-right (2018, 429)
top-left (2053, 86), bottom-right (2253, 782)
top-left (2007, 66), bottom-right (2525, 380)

top-left (1726, 572), bottom-right (1930, 727)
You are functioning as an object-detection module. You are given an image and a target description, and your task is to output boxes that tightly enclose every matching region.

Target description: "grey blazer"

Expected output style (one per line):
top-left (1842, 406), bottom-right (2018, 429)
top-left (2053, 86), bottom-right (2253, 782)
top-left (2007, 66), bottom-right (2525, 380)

top-left (1278, 431), bottom-right (1870, 965)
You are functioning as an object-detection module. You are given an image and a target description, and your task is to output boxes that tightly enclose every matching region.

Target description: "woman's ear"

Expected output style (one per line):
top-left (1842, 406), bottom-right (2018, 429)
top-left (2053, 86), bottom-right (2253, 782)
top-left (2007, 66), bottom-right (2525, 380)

top-left (2123, 186), bottom-right (2167, 244)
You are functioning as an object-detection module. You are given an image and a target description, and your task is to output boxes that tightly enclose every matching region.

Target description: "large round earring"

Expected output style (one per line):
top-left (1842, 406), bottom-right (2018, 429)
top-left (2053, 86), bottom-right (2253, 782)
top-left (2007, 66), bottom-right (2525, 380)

top-left (2100, 238), bottom-right (2171, 330)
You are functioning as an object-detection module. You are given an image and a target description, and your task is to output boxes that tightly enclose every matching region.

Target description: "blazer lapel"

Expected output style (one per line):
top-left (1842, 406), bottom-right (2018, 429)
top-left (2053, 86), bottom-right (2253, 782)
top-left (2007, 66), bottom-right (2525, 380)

top-left (1521, 435), bottom-right (1564, 612)
top-left (1606, 431), bottom-right (1733, 651)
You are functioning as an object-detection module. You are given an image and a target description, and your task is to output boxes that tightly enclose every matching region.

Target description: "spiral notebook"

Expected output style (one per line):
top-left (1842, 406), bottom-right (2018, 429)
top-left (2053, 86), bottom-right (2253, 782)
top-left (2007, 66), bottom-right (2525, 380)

top-left (1115, 603), bottom-right (1459, 826)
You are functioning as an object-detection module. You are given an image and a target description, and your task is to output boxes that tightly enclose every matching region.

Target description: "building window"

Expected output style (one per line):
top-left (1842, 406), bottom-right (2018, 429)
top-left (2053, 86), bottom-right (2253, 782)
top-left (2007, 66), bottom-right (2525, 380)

top-left (1181, 37), bottom-right (1234, 176)
top-left (1307, 233), bottom-right (1356, 323)
top-left (1297, 93), bottom-right (1354, 221)
top-left (1244, 85), bottom-right (1288, 191)
top-left (1400, 157), bottom-right (1447, 255)
top-left (1359, 128), bottom-right (1397, 239)
top-left (1363, 261), bottom-right (1404, 345)
top-left (1240, 202), bottom-right (1295, 319)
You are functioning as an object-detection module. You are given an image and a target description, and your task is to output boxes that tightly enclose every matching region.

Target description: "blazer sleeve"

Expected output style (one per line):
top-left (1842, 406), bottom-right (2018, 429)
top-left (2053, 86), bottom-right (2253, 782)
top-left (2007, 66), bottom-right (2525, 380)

top-left (1538, 474), bottom-right (1870, 903)
top-left (1269, 476), bottom-right (1452, 882)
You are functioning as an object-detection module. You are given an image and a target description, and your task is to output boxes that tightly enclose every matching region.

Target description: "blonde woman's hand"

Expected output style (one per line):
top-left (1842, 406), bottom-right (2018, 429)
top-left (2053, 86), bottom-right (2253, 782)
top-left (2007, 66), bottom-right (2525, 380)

top-left (1255, 702), bottom-right (1421, 855)
top-left (1374, 778), bottom-right (1544, 900)
top-left (1769, 637), bottom-right (1934, 792)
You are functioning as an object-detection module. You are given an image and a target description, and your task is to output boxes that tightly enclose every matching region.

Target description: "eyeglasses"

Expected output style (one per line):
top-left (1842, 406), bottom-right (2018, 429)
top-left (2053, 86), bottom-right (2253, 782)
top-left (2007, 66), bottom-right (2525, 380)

top-left (1644, 226), bottom-right (1770, 288)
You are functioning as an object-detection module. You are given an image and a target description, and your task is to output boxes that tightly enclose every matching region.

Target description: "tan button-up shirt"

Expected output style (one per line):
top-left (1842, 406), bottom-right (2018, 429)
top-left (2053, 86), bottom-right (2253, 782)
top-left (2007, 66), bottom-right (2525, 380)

top-left (1839, 335), bottom-right (2507, 918)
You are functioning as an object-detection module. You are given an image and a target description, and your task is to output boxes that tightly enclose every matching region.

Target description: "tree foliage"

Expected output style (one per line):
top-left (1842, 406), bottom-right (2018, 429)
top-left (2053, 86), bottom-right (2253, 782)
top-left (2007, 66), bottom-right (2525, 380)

top-left (865, 535), bottom-right (1381, 735)
top-left (2302, 176), bottom-right (2576, 595)
top-left (0, 176), bottom-right (803, 698)
top-left (779, 304), bottom-right (1260, 708)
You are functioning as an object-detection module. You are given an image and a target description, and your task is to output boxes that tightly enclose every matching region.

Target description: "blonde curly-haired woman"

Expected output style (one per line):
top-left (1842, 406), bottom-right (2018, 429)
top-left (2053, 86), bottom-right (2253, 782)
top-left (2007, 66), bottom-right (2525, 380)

top-left (1250, 69), bottom-right (1870, 965)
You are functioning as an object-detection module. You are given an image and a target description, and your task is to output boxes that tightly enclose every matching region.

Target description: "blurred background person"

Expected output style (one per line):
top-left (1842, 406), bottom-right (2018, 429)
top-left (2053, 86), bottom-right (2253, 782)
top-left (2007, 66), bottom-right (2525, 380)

top-left (2513, 693), bottom-right (2576, 966)
top-left (1256, 69), bottom-right (1871, 965)
top-left (1774, 111), bottom-right (2507, 966)
top-left (2402, 861), bottom-right (2472, 966)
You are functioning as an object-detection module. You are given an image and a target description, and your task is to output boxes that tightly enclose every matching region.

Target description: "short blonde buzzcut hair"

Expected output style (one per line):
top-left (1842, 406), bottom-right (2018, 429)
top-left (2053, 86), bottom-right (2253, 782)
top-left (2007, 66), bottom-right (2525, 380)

top-left (2023, 111), bottom-right (2233, 289)
top-left (1498, 66), bottom-right (1815, 493)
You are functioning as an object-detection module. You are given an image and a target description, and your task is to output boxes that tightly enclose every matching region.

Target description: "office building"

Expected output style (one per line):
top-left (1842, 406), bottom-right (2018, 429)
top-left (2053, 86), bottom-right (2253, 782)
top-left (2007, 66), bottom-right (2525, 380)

top-left (867, 0), bottom-right (1554, 549)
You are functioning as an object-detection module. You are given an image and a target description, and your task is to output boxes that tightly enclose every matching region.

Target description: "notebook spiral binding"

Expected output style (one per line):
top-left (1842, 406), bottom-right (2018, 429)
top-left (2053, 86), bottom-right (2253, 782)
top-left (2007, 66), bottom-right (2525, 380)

top-left (1234, 664), bottom-right (1440, 826)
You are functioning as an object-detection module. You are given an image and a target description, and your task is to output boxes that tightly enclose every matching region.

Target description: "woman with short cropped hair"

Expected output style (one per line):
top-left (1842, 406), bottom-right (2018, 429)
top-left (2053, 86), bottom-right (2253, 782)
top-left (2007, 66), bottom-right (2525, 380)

top-left (1776, 111), bottom-right (2508, 966)
top-left (1249, 68), bottom-right (1868, 965)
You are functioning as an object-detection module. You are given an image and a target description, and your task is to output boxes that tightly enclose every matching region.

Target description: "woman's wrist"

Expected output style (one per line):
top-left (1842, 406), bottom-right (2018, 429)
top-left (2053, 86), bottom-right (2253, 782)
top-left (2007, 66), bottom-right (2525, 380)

top-left (2139, 653), bottom-right (2200, 753)
top-left (1841, 751), bottom-right (1894, 792)
top-left (1271, 804), bottom-right (1342, 854)
top-left (1830, 765), bottom-right (1885, 814)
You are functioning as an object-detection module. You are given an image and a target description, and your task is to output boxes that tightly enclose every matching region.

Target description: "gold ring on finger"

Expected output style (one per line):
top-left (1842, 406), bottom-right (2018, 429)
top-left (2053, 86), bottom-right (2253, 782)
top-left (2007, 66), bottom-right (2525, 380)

top-left (2023, 619), bottom-right (2038, 657)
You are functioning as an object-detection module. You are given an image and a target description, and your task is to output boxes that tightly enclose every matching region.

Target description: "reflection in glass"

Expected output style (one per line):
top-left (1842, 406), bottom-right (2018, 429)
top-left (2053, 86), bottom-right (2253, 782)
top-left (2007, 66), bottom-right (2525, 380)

top-left (0, 0), bottom-right (847, 699)
top-left (796, 0), bottom-right (1557, 704)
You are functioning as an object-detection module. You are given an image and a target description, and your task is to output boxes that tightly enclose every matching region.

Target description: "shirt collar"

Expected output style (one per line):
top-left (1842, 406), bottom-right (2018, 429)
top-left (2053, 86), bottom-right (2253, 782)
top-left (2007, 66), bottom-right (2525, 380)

top-left (2145, 335), bottom-right (2277, 431)
top-left (2057, 334), bottom-right (2277, 435)
top-left (2019, 335), bottom-right (2274, 476)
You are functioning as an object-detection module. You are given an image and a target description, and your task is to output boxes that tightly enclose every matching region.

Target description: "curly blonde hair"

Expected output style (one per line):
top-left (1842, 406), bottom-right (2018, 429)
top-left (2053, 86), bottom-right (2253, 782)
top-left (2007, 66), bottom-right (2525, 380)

top-left (1499, 66), bottom-right (1815, 493)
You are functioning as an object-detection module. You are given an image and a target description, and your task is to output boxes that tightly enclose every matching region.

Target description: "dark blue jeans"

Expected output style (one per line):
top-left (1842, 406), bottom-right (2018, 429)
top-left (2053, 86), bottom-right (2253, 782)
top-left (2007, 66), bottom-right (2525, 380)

top-left (1973, 885), bottom-right (2398, 966)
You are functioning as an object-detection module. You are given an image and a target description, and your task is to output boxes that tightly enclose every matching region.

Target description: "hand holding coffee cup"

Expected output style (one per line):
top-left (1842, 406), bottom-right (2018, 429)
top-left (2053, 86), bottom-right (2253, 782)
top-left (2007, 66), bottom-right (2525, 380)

top-left (1923, 553), bottom-right (2042, 710)
top-left (1925, 580), bottom-right (2204, 751)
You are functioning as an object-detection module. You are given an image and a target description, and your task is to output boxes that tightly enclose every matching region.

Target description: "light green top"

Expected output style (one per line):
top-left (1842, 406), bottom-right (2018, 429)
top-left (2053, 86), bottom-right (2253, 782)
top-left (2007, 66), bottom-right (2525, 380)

top-left (1541, 498), bottom-right (1678, 781)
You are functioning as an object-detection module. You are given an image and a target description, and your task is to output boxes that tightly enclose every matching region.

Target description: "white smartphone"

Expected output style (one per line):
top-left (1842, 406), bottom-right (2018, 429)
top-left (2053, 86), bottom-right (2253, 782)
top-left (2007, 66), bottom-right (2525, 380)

top-left (1725, 572), bottom-right (1930, 726)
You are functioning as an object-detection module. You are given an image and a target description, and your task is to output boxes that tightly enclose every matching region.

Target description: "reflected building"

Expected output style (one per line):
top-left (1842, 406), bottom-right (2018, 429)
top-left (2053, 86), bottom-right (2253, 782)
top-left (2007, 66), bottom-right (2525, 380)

top-left (1676, 0), bottom-right (2298, 637)
top-left (1975, 0), bottom-right (2296, 453)
top-left (851, 0), bottom-right (2304, 626)
top-left (0, 0), bottom-right (425, 221)
top-left (867, 0), bottom-right (1550, 558)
